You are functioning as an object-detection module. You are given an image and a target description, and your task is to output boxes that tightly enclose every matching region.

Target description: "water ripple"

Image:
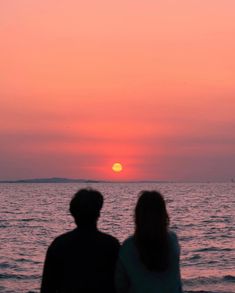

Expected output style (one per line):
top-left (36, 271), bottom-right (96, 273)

top-left (0, 182), bottom-right (234, 293)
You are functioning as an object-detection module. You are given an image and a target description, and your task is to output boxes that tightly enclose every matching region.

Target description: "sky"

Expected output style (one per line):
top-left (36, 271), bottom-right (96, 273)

top-left (1, 0), bottom-right (235, 181)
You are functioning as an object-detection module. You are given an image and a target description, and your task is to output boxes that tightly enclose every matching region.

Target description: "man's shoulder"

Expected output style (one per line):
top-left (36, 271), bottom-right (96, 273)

top-left (49, 229), bottom-right (119, 249)
top-left (56, 229), bottom-right (77, 240)
top-left (97, 230), bottom-right (120, 247)
top-left (48, 229), bottom-right (77, 249)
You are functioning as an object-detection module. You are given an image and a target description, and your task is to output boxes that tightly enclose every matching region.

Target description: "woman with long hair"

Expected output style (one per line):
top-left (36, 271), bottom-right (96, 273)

top-left (115, 191), bottom-right (182, 293)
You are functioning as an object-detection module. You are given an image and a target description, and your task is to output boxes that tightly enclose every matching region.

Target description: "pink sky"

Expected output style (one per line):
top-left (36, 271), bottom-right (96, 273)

top-left (1, 0), bottom-right (235, 181)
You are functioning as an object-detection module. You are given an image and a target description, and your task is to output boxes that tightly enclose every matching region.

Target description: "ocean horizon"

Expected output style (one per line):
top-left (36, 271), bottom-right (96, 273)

top-left (0, 177), bottom-right (234, 183)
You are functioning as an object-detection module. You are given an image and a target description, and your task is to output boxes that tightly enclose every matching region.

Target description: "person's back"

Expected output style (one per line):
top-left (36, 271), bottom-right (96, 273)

top-left (116, 231), bottom-right (181, 293)
top-left (41, 189), bottom-right (120, 293)
top-left (115, 191), bottom-right (182, 293)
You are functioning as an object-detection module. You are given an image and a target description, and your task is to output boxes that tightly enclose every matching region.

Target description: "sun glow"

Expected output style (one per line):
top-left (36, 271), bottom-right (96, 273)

top-left (112, 163), bottom-right (123, 173)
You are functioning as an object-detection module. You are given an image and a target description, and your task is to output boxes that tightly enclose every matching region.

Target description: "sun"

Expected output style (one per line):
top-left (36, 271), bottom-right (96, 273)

top-left (112, 162), bottom-right (123, 173)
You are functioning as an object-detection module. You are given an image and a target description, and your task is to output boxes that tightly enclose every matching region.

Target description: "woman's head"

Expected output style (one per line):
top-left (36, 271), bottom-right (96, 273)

top-left (135, 191), bottom-right (169, 231)
top-left (134, 191), bottom-right (170, 272)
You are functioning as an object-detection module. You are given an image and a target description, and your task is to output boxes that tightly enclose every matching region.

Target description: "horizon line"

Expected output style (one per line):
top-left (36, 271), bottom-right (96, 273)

top-left (0, 176), bottom-right (234, 184)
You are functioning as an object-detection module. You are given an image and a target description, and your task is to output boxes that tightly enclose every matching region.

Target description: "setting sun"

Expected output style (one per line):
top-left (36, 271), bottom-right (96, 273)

top-left (112, 163), bottom-right (123, 173)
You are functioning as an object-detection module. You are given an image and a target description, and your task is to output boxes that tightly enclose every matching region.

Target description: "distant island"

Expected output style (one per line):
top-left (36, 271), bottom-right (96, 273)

top-left (1, 178), bottom-right (231, 183)
top-left (0, 177), bottom-right (168, 184)
top-left (0, 177), bottom-right (101, 183)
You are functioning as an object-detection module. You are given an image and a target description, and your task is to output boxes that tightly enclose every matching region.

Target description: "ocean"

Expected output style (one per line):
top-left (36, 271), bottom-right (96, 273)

top-left (0, 182), bottom-right (234, 293)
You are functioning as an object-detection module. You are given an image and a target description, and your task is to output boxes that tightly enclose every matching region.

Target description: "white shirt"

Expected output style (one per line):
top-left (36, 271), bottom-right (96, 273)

top-left (115, 230), bottom-right (183, 293)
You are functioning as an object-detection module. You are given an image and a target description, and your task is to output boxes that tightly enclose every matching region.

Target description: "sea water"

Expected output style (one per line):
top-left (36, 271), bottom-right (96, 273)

top-left (0, 182), bottom-right (234, 293)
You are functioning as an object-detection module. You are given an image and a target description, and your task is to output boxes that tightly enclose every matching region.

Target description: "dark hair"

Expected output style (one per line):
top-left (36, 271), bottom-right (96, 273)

top-left (134, 191), bottom-right (170, 272)
top-left (70, 189), bottom-right (103, 225)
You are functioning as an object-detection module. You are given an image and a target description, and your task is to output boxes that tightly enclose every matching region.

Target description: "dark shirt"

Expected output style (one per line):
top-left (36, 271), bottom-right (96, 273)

top-left (41, 225), bottom-right (120, 293)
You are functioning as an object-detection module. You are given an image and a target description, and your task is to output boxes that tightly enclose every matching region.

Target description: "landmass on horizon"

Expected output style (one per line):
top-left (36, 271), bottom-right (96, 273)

top-left (0, 177), bottom-right (169, 184)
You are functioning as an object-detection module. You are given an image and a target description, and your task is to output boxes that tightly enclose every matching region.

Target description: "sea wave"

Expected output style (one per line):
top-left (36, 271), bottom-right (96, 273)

top-left (183, 275), bottom-right (235, 286)
top-left (0, 273), bottom-right (40, 280)
top-left (15, 258), bottom-right (41, 264)
top-left (194, 247), bottom-right (233, 252)
top-left (223, 275), bottom-right (235, 282)
top-left (185, 291), bottom-right (228, 293)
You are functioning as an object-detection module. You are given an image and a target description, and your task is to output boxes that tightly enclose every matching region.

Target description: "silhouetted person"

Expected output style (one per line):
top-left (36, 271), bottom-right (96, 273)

top-left (41, 188), bottom-right (120, 293)
top-left (115, 191), bottom-right (182, 293)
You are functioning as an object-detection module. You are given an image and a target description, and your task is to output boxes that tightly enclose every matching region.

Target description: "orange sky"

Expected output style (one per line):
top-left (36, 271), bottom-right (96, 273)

top-left (1, 0), bottom-right (235, 181)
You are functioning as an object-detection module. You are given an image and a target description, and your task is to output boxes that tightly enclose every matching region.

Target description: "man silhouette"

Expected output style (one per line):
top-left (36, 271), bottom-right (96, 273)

top-left (41, 188), bottom-right (120, 293)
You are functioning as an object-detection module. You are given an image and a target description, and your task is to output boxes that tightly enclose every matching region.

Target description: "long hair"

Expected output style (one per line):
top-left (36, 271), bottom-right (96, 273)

top-left (134, 191), bottom-right (170, 272)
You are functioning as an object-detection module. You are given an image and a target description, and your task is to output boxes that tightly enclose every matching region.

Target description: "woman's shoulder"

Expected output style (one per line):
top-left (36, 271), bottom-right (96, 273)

top-left (119, 236), bottom-right (136, 255)
top-left (121, 231), bottom-right (179, 244)
top-left (168, 230), bottom-right (181, 255)
top-left (168, 229), bottom-right (178, 241)
top-left (121, 235), bottom-right (135, 248)
top-left (119, 236), bottom-right (142, 268)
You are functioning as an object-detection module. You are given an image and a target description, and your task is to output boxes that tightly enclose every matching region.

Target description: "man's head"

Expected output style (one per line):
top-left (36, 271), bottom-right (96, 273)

top-left (69, 189), bottom-right (104, 226)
